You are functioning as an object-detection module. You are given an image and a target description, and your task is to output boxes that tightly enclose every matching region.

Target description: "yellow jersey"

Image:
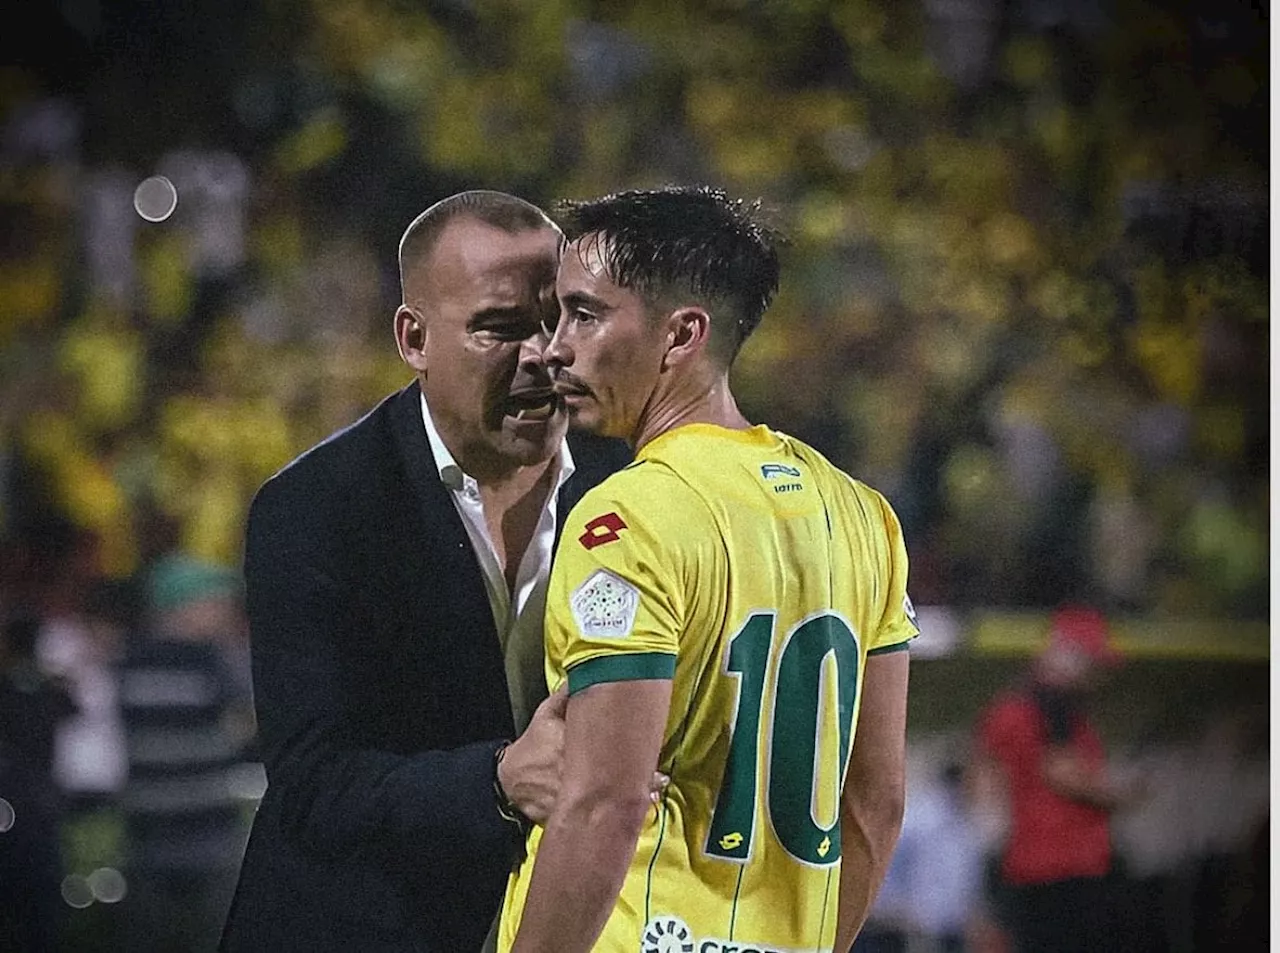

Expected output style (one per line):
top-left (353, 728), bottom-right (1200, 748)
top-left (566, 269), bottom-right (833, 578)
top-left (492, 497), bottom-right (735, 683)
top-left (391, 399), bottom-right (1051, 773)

top-left (500, 423), bottom-right (917, 953)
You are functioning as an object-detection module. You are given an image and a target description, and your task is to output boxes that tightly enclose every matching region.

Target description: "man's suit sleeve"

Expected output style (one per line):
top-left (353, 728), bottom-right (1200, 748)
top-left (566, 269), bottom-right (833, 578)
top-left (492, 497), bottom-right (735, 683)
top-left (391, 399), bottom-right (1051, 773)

top-left (244, 474), bottom-right (521, 867)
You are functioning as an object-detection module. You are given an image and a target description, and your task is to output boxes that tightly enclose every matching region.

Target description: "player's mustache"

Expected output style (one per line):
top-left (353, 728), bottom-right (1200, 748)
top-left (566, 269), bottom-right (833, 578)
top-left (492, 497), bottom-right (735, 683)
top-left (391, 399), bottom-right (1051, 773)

top-left (551, 371), bottom-right (592, 396)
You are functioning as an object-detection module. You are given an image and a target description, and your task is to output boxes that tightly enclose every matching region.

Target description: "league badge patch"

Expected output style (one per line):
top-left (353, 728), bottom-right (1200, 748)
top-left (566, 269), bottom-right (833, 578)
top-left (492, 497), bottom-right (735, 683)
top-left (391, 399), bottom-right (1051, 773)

top-left (570, 569), bottom-right (639, 639)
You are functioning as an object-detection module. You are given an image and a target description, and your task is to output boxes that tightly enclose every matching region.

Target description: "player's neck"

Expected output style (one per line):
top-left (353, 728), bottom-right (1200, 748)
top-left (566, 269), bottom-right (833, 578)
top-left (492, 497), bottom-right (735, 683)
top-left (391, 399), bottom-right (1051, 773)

top-left (632, 372), bottom-right (750, 452)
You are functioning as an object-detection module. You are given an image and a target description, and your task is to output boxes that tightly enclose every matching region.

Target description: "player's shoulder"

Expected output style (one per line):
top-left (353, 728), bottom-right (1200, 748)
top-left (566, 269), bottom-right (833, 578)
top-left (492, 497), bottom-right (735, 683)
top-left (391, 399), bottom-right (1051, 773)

top-left (566, 457), bottom-right (713, 539)
top-left (780, 432), bottom-right (901, 516)
top-left (580, 454), bottom-right (695, 501)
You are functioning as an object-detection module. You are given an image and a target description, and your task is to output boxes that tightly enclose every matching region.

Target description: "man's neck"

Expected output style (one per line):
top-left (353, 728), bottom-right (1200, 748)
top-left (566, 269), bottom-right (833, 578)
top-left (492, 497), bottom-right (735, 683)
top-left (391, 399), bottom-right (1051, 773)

top-left (478, 457), bottom-right (559, 592)
top-left (475, 455), bottom-right (558, 503)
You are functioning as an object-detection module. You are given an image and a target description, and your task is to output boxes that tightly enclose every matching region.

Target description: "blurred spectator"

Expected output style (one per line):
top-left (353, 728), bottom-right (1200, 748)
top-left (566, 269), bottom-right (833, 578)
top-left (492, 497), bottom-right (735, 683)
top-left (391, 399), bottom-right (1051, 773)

top-left (83, 163), bottom-right (140, 310)
top-left (1181, 708), bottom-right (1269, 952)
top-left (857, 754), bottom-right (989, 953)
top-left (116, 553), bottom-right (256, 953)
top-left (0, 608), bottom-right (78, 952)
top-left (974, 605), bottom-right (1146, 953)
top-left (1108, 702), bottom-right (1269, 951)
top-left (29, 523), bottom-right (129, 811)
top-left (903, 758), bottom-right (989, 951)
top-left (0, 609), bottom-right (79, 784)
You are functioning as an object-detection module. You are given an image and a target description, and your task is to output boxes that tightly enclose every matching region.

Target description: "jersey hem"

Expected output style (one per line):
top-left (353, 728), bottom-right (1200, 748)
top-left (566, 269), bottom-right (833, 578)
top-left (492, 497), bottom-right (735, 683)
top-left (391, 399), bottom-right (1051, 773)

top-left (867, 640), bottom-right (912, 656)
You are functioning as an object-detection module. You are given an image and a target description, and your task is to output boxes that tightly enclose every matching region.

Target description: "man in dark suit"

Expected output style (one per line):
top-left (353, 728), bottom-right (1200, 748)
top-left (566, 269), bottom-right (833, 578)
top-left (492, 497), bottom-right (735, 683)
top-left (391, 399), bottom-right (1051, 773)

top-left (219, 192), bottom-right (632, 953)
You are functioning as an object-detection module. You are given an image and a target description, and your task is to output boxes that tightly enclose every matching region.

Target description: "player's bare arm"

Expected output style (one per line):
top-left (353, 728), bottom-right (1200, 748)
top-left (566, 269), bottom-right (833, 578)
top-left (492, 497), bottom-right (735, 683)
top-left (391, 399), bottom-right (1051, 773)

top-left (498, 683), bottom-right (670, 825)
top-left (834, 649), bottom-right (910, 952)
top-left (510, 677), bottom-right (673, 953)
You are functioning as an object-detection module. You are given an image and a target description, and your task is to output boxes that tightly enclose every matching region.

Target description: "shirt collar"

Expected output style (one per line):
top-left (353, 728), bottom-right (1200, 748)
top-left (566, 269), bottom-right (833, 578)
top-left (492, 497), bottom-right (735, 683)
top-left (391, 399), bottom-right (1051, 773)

top-left (420, 391), bottom-right (576, 493)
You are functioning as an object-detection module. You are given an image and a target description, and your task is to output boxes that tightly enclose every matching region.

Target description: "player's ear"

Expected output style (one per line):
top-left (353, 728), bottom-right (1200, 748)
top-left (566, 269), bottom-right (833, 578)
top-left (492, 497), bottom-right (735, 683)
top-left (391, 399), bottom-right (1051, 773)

top-left (395, 305), bottom-right (430, 371)
top-left (662, 306), bottom-right (711, 369)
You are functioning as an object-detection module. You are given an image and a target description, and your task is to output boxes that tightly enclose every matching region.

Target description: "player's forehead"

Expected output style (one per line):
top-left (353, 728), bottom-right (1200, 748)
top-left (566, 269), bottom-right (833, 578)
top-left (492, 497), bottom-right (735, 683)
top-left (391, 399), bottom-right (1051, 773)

top-left (557, 232), bottom-right (631, 302)
top-left (562, 232), bottom-right (610, 277)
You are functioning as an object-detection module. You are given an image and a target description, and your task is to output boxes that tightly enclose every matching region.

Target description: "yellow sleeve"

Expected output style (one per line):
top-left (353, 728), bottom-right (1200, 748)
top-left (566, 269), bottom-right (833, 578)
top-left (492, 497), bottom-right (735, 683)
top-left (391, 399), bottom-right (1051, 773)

top-left (867, 488), bottom-right (920, 655)
top-left (545, 463), bottom-right (713, 695)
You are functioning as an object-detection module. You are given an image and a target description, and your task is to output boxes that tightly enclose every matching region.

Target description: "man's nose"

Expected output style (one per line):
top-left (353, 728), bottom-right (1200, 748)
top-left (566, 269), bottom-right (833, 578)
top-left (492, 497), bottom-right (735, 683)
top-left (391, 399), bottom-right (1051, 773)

top-left (541, 320), bottom-right (572, 370)
top-left (518, 331), bottom-right (550, 372)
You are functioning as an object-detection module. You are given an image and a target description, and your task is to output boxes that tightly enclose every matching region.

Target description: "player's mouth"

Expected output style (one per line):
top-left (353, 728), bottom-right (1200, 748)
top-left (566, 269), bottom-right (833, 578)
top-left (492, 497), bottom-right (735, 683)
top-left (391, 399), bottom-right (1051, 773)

top-left (552, 378), bottom-right (593, 402)
top-left (504, 388), bottom-right (559, 422)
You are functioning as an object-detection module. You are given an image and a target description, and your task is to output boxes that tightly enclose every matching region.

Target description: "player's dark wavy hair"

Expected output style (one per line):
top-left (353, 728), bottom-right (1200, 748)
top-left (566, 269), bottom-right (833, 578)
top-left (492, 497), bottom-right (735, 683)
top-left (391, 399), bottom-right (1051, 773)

top-left (554, 185), bottom-right (784, 363)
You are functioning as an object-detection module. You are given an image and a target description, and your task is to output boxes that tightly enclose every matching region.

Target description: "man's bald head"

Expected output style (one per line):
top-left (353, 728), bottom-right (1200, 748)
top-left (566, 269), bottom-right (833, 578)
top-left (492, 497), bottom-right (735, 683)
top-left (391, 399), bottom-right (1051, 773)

top-left (398, 191), bottom-right (558, 304)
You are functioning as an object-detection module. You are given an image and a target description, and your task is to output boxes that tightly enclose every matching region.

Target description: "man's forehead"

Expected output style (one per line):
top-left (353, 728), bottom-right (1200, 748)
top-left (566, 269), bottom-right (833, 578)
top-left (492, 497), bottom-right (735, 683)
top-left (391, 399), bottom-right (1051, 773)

top-left (421, 221), bottom-right (557, 292)
top-left (452, 221), bottom-right (558, 268)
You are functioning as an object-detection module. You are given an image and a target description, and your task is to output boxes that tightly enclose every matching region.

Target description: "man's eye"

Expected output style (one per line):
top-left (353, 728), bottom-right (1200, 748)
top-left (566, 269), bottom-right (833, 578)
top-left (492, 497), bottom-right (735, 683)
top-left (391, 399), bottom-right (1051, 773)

top-left (478, 325), bottom-right (529, 340)
top-left (572, 308), bottom-right (597, 324)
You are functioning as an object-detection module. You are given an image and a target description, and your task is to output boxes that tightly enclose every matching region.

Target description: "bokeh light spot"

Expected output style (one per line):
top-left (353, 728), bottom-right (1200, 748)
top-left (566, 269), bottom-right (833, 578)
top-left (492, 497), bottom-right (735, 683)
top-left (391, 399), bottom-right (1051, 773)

top-left (134, 175), bottom-right (178, 222)
top-left (61, 875), bottom-right (95, 909)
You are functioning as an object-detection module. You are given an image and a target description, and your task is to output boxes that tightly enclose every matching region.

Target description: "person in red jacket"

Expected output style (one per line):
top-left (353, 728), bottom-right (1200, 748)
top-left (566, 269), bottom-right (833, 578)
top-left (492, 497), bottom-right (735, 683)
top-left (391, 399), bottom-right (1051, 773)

top-left (975, 605), bottom-right (1145, 953)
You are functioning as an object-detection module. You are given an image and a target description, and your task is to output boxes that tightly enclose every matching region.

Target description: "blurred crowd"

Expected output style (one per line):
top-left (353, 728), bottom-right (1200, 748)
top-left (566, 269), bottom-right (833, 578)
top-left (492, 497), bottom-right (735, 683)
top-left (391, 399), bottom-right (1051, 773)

top-left (0, 0), bottom-right (1267, 950)
top-left (0, 0), bottom-right (1267, 622)
top-left (0, 529), bottom-right (260, 951)
top-left (853, 710), bottom-right (1268, 953)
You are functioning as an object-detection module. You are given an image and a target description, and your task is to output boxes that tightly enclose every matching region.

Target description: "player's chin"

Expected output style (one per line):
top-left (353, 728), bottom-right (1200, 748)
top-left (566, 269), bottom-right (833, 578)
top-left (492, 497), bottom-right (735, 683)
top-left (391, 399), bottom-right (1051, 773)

top-left (562, 401), bottom-right (607, 436)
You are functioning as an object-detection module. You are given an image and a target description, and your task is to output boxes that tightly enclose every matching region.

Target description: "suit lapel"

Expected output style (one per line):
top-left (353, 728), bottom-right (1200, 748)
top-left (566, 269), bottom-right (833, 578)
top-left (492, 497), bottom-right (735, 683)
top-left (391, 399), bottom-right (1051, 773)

top-left (554, 432), bottom-right (633, 570)
top-left (389, 382), bottom-right (499, 646)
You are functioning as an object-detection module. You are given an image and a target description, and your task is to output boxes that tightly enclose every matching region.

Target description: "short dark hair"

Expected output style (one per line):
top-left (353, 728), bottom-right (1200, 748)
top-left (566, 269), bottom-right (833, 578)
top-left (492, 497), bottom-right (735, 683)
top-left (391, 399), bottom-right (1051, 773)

top-left (554, 186), bottom-right (783, 362)
top-left (398, 190), bottom-right (557, 292)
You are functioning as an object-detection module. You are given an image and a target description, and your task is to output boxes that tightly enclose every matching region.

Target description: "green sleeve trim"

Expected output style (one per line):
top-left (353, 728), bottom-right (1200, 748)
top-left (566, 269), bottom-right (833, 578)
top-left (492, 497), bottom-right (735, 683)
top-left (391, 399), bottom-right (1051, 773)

top-left (867, 640), bottom-right (912, 656)
top-left (567, 652), bottom-right (676, 694)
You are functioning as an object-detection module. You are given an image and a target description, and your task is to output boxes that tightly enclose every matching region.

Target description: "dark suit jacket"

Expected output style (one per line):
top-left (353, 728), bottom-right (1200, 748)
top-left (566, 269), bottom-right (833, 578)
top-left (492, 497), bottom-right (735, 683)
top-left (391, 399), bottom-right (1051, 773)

top-left (219, 382), bottom-right (629, 953)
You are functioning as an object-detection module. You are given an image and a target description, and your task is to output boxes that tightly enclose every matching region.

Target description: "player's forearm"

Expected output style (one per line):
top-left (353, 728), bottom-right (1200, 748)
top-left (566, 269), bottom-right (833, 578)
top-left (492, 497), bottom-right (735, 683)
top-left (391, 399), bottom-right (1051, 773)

top-left (511, 790), bottom-right (651, 953)
top-left (833, 785), bottom-right (905, 952)
top-left (835, 651), bottom-right (909, 952)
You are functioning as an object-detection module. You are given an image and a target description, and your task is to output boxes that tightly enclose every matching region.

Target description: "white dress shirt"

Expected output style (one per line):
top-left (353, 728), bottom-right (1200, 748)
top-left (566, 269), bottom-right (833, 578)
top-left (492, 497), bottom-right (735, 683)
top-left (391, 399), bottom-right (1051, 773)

top-left (421, 393), bottom-right (574, 733)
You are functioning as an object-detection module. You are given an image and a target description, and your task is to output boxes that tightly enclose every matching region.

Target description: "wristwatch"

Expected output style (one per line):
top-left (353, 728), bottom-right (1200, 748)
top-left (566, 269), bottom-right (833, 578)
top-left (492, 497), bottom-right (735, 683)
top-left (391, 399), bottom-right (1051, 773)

top-left (493, 741), bottom-right (534, 843)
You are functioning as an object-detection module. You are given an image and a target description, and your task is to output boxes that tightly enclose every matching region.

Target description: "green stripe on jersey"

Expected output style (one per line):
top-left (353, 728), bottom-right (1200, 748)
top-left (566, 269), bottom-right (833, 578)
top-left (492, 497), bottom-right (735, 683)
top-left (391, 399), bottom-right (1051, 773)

top-left (567, 652), bottom-right (677, 694)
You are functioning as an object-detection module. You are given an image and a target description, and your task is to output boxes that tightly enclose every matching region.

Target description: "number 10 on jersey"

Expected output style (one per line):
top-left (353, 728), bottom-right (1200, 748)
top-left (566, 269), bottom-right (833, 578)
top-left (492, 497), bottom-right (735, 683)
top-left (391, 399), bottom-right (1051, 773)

top-left (705, 611), bottom-right (860, 866)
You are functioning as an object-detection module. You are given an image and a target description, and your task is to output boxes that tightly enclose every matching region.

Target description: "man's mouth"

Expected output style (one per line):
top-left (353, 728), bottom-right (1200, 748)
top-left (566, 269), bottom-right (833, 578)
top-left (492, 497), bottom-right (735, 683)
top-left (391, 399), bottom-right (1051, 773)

top-left (505, 390), bottom-right (559, 422)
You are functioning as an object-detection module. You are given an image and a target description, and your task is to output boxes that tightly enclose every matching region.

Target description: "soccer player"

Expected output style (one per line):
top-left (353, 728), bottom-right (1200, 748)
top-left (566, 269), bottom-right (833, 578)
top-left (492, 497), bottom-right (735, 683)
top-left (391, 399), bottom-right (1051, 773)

top-left (498, 186), bottom-right (917, 953)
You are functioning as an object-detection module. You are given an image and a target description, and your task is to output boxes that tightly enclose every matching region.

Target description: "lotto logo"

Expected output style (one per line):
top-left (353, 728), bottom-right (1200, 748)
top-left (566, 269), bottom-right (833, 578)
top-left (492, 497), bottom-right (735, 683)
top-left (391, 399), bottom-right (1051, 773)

top-left (579, 512), bottom-right (627, 549)
top-left (717, 832), bottom-right (744, 851)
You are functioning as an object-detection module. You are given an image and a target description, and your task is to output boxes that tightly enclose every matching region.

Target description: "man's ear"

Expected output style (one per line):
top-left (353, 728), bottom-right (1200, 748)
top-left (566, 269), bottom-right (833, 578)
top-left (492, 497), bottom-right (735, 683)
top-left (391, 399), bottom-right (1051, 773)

top-left (395, 305), bottom-right (430, 372)
top-left (662, 306), bottom-right (711, 369)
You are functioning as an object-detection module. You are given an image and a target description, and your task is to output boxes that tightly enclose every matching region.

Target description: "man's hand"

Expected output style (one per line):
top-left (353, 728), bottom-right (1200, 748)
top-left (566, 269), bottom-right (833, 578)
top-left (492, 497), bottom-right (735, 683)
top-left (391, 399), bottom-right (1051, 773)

top-left (497, 685), bottom-right (669, 825)
top-left (499, 686), bottom-right (569, 824)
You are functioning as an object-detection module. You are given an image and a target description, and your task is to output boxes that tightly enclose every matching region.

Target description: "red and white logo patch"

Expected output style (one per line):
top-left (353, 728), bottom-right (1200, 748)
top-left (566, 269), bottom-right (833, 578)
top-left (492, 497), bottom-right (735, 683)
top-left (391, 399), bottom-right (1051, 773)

top-left (579, 512), bottom-right (628, 550)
